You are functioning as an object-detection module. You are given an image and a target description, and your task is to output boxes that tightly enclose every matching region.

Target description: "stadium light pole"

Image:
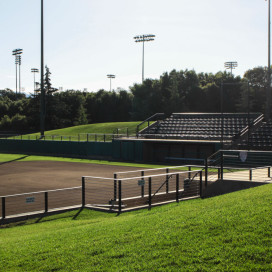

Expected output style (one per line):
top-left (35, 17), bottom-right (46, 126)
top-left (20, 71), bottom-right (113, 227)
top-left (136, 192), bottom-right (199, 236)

top-left (134, 34), bottom-right (155, 83)
top-left (12, 48), bottom-right (23, 97)
top-left (40, 0), bottom-right (45, 137)
top-left (31, 68), bottom-right (39, 95)
top-left (266, 0), bottom-right (271, 119)
top-left (107, 74), bottom-right (115, 92)
top-left (17, 55), bottom-right (22, 93)
top-left (224, 61), bottom-right (238, 76)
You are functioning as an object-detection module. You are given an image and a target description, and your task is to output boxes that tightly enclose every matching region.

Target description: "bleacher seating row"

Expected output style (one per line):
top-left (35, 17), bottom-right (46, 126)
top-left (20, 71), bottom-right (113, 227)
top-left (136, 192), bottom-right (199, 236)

top-left (238, 120), bottom-right (272, 151)
top-left (140, 113), bottom-right (260, 142)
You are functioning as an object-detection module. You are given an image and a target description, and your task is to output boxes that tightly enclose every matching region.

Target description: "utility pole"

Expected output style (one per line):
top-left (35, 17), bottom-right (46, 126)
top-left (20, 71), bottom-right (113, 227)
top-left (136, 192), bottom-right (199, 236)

top-left (40, 0), bottom-right (45, 137)
top-left (266, 0), bottom-right (271, 119)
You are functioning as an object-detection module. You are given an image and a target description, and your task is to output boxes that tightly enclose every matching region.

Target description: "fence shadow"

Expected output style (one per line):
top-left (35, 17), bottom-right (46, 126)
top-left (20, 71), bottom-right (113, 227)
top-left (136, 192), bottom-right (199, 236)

top-left (72, 207), bottom-right (84, 220)
top-left (0, 155), bottom-right (29, 166)
top-left (202, 179), bottom-right (269, 198)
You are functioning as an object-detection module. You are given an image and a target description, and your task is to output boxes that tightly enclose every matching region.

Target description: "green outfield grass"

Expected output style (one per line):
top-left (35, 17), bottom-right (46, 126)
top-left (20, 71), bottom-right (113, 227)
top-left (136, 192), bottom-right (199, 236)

top-left (0, 153), bottom-right (205, 172)
top-left (1, 184), bottom-right (271, 271)
top-left (5, 121), bottom-right (150, 141)
top-left (0, 153), bottom-right (221, 173)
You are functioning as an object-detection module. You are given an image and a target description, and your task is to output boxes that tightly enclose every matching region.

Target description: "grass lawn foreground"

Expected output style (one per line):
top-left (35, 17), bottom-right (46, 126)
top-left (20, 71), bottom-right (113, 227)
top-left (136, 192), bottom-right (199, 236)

top-left (1, 184), bottom-right (271, 271)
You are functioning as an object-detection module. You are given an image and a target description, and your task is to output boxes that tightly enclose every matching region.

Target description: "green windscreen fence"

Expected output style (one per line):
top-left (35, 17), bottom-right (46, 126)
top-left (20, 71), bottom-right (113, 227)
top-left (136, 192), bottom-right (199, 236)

top-left (0, 139), bottom-right (113, 158)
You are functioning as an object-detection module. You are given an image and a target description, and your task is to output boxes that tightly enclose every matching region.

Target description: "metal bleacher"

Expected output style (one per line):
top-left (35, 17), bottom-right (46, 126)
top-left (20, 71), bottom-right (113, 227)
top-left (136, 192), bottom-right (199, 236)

top-left (238, 120), bottom-right (272, 151)
top-left (139, 113), bottom-right (262, 143)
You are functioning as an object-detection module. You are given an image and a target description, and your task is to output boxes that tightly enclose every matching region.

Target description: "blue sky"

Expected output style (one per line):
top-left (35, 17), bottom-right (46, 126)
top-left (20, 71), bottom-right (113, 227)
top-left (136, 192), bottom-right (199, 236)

top-left (0, 0), bottom-right (269, 94)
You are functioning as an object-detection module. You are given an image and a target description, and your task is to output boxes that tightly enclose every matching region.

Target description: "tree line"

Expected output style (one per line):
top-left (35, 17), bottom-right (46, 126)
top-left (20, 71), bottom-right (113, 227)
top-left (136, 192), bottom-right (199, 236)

top-left (0, 66), bottom-right (268, 132)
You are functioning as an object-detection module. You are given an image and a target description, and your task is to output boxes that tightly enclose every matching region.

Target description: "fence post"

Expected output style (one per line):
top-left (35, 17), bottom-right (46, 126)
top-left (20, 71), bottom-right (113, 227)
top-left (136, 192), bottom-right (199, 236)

top-left (268, 167), bottom-right (271, 178)
top-left (199, 171), bottom-right (203, 198)
top-left (176, 174), bottom-right (179, 203)
top-left (2, 197), bottom-right (5, 219)
top-left (104, 134), bottom-right (106, 142)
top-left (118, 180), bottom-right (122, 214)
top-left (44, 192), bottom-right (48, 213)
top-left (188, 166), bottom-right (191, 179)
top-left (220, 151), bottom-right (224, 180)
top-left (78, 134), bottom-right (80, 142)
top-left (82, 177), bottom-right (85, 207)
top-left (114, 174), bottom-right (117, 201)
top-left (87, 134), bottom-right (89, 142)
top-left (166, 168), bottom-right (169, 193)
top-left (141, 171), bottom-right (145, 198)
top-left (205, 159), bottom-right (208, 188)
top-left (148, 177), bottom-right (152, 210)
top-left (249, 169), bottom-right (252, 181)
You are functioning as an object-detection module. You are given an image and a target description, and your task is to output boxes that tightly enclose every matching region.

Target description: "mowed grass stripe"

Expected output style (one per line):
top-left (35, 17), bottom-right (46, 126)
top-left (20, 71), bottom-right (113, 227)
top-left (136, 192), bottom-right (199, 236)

top-left (1, 184), bottom-right (271, 271)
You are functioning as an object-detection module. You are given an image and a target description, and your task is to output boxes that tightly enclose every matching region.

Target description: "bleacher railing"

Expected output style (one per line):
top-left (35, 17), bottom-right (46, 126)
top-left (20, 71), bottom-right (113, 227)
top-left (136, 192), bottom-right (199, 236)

top-left (204, 149), bottom-right (272, 184)
top-left (136, 113), bottom-right (165, 136)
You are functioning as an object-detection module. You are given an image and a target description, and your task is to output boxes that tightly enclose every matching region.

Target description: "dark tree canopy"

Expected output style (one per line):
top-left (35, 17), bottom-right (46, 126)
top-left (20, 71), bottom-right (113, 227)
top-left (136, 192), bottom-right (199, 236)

top-left (0, 66), bottom-right (268, 132)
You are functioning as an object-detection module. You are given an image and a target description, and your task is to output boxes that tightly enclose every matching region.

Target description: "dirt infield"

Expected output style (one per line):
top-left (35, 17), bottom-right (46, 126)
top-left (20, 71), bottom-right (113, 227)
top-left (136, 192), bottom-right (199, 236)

top-left (0, 161), bottom-right (143, 196)
top-left (0, 161), bottom-right (202, 218)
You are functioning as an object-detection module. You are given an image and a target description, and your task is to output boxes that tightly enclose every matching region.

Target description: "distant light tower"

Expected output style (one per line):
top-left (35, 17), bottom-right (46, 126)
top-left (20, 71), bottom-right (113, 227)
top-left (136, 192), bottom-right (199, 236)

top-left (107, 74), bottom-right (115, 91)
top-left (224, 61), bottom-right (238, 76)
top-left (12, 48), bottom-right (23, 96)
top-left (134, 34), bottom-right (155, 83)
top-left (31, 68), bottom-right (39, 95)
top-left (17, 55), bottom-right (22, 93)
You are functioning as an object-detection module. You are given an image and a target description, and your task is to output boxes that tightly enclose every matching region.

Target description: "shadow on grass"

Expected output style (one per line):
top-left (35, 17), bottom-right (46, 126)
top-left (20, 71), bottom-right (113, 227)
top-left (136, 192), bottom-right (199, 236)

top-left (72, 207), bottom-right (84, 220)
top-left (0, 209), bottom-right (81, 229)
top-left (0, 155), bottom-right (29, 166)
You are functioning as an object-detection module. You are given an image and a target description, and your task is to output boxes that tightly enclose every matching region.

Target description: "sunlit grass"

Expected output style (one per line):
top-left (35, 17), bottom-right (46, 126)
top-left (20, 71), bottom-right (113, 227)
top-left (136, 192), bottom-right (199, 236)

top-left (3, 121), bottom-right (151, 141)
top-left (1, 184), bottom-right (271, 271)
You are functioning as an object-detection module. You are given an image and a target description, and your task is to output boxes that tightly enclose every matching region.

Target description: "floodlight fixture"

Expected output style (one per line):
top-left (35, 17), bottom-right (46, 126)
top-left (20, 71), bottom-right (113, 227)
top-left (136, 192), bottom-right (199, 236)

top-left (12, 48), bottom-right (23, 56)
top-left (224, 61), bottom-right (238, 75)
top-left (107, 74), bottom-right (116, 91)
top-left (31, 68), bottom-right (39, 95)
top-left (134, 34), bottom-right (156, 82)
